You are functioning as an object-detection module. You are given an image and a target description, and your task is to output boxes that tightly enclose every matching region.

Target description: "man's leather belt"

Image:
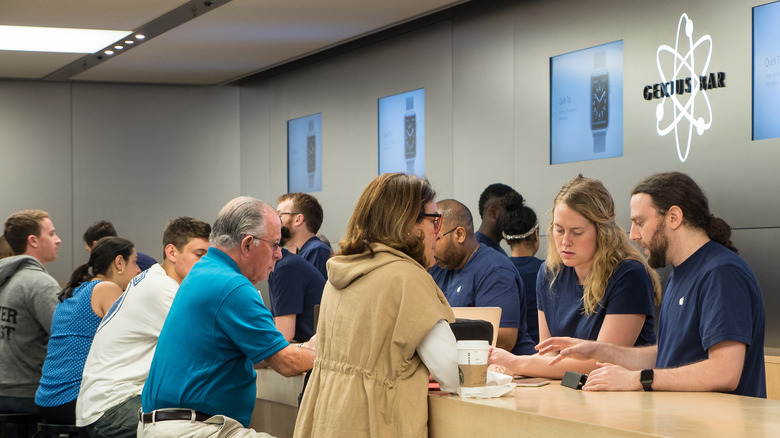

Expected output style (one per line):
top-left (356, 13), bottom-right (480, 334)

top-left (139, 409), bottom-right (211, 423)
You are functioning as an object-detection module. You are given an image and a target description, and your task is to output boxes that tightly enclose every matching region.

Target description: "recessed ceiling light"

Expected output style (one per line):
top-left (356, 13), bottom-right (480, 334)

top-left (0, 25), bottom-right (132, 54)
top-left (104, 50), bottom-right (115, 56)
top-left (114, 45), bottom-right (124, 50)
top-left (135, 34), bottom-right (146, 40)
top-left (125, 40), bottom-right (134, 45)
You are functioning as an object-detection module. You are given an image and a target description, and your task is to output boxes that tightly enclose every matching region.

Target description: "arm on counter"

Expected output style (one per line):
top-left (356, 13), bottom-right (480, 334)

top-left (584, 340), bottom-right (745, 392)
top-left (418, 319), bottom-right (459, 393)
top-left (262, 337), bottom-right (316, 377)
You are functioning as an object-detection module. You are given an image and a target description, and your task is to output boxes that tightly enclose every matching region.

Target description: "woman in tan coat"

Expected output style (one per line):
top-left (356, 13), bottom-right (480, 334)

top-left (294, 173), bottom-right (459, 437)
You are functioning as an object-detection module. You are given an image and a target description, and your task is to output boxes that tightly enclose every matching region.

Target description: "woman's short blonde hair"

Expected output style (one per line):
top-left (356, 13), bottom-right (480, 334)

top-left (545, 175), bottom-right (661, 314)
top-left (338, 173), bottom-right (435, 267)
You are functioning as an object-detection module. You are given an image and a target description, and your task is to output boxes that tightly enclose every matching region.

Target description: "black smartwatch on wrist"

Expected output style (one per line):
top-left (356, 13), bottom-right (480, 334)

top-left (640, 368), bottom-right (654, 391)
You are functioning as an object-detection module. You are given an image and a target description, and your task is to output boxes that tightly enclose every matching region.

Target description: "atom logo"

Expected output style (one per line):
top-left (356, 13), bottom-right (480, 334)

top-left (656, 13), bottom-right (713, 162)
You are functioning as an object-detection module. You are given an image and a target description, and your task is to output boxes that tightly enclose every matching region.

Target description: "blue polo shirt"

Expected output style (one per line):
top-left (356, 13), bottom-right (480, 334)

top-left (429, 245), bottom-right (535, 355)
top-left (268, 248), bottom-right (325, 341)
top-left (656, 241), bottom-right (766, 398)
top-left (142, 248), bottom-right (288, 426)
top-left (537, 259), bottom-right (656, 346)
top-left (298, 236), bottom-right (331, 280)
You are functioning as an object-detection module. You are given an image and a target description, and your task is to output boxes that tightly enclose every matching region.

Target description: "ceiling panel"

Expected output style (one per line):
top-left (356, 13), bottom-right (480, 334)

top-left (0, 0), bottom-right (465, 85)
top-left (0, 51), bottom-right (82, 79)
top-left (0, 0), bottom-right (187, 29)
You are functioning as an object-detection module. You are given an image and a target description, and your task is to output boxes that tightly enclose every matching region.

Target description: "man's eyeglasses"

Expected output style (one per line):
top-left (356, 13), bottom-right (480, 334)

top-left (250, 235), bottom-right (281, 251)
top-left (439, 226), bottom-right (459, 238)
top-left (277, 211), bottom-right (298, 217)
top-left (419, 213), bottom-right (443, 234)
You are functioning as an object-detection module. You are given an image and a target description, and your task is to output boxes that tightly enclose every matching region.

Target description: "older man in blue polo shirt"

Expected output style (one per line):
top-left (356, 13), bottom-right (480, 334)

top-left (140, 197), bottom-right (315, 437)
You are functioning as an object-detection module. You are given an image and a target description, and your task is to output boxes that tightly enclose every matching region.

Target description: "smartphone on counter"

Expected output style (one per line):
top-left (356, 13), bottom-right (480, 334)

top-left (513, 377), bottom-right (550, 387)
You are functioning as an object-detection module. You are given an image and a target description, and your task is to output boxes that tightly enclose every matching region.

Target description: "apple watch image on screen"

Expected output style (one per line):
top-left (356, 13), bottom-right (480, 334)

top-left (590, 50), bottom-right (609, 153)
top-left (404, 96), bottom-right (416, 174)
top-left (306, 119), bottom-right (316, 189)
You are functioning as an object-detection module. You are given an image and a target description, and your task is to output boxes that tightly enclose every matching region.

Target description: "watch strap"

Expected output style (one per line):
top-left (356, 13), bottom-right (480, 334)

top-left (640, 368), bottom-right (654, 391)
top-left (594, 50), bottom-right (606, 69)
top-left (593, 131), bottom-right (606, 153)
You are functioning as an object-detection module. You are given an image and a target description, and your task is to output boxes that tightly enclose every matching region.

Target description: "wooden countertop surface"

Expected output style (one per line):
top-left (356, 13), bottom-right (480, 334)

top-left (428, 381), bottom-right (780, 437)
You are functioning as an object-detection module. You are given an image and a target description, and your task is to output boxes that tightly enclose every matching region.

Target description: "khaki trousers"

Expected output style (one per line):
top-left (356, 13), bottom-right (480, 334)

top-left (137, 411), bottom-right (275, 438)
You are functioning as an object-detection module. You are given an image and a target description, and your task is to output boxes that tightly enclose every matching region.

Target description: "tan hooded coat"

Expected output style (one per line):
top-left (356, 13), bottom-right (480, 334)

top-left (294, 243), bottom-right (454, 437)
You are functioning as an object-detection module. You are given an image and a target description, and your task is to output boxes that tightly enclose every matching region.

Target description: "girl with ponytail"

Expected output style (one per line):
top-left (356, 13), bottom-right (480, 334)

top-left (35, 236), bottom-right (141, 424)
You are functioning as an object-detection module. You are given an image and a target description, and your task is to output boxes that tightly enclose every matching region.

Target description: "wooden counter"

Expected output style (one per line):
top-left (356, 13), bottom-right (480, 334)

top-left (250, 368), bottom-right (304, 438)
top-left (254, 357), bottom-right (780, 437)
top-left (429, 383), bottom-right (780, 437)
top-left (766, 355), bottom-right (780, 400)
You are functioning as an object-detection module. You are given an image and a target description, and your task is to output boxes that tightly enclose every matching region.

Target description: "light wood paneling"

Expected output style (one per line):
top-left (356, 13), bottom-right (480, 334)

top-left (766, 355), bottom-right (780, 401)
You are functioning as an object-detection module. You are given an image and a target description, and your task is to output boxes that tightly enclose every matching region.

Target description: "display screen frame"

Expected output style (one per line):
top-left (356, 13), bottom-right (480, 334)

top-left (550, 40), bottom-right (624, 164)
top-left (378, 88), bottom-right (426, 177)
top-left (752, 1), bottom-right (780, 141)
top-left (287, 112), bottom-right (323, 193)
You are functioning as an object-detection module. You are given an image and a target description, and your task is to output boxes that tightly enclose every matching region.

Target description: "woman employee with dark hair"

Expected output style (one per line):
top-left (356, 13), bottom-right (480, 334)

top-left (295, 173), bottom-right (458, 437)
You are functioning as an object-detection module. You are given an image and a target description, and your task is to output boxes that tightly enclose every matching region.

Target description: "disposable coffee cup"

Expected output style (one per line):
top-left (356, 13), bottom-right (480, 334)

top-left (457, 340), bottom-right (490, 391)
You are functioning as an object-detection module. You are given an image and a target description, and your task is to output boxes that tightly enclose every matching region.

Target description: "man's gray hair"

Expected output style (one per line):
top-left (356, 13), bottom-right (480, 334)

top-left (210, 197), bottom-right (273, 250)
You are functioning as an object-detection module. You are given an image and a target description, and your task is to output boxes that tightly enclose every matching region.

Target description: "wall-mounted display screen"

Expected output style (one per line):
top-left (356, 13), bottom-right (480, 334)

top-left (287, 113), bottom-right (322, 193)
top-left (550, 40), bottom-right (624, 164)
top-left (753, 1), bottom-right (780, 140)
top-left (378, 88), bottom-right (425, 176)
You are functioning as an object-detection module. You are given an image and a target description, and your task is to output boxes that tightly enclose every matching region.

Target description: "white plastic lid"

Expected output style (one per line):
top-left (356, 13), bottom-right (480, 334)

top-left (456, 340), bottom-right (490, 350)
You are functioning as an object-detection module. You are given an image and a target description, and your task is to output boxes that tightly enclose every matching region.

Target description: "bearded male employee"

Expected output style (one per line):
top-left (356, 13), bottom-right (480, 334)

top-left (429, 199), bottom-right (535, 355)
top-left (276, 193), bottom-right (330, 279)
top-left (537, 172), bottom-right (765, 398)
top-left (140, 197), bottom-right (315, 437)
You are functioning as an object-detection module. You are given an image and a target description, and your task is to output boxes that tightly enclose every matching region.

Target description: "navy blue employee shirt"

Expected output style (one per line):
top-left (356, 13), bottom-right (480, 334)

top-left (656, 241), bottom-right (766, 398)
top-left (136, 251), bottom-right (157, 271)
top-left (509, 256), bottom-right (544, 344)
top-left (298, 236), bottom-right (331, 280)
top-left (536, 259), bottom-right (656, 346)
top-left (474, 231), bottom-right (507, 256)
top-left (429, 244), bottom-right (535, 355)
top-left (268, 248), bottom-right (325, 342)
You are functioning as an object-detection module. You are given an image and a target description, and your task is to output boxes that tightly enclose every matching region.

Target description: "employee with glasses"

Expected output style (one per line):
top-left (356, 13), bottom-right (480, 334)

top-left (295, 173), bottom-right (459, 438)
top-left (429, 199), bottom-right (536, 355)
top-left (140, 196), bottom-right (315, 438)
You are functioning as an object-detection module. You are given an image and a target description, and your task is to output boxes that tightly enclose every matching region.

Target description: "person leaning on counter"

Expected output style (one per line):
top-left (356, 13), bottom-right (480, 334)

top-left (537, 172), bottom-right (766, 398)
top-left (294, 173), bottom-right (459, 438)
top-left (140, 197), bottom-right (315, 437)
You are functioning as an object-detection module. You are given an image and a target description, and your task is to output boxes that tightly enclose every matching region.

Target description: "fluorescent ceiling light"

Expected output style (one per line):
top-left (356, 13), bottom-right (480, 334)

top-left (0, 25), bottom-right (132, 54)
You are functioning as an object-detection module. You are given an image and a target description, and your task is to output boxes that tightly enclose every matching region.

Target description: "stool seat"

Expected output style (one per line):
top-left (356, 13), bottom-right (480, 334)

top-left (32, 424), bottom-right (87, 438)
top-left (0, 412), bottom-right (40, 438)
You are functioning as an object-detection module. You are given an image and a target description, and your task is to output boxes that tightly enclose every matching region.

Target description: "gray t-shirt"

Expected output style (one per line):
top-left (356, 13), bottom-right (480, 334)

top-left (0, 255), bottom-right (60, 398)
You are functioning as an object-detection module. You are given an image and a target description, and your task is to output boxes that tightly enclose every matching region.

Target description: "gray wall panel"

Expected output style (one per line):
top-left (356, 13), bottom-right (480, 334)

top-left (0, 82), bottom-right (74, 281)
top-left (240, 22), bottom-right (453, 248)
top-left (733, 228), bottom-right (780, 349)
top-left (71, 83), bottom-right (241, 265)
